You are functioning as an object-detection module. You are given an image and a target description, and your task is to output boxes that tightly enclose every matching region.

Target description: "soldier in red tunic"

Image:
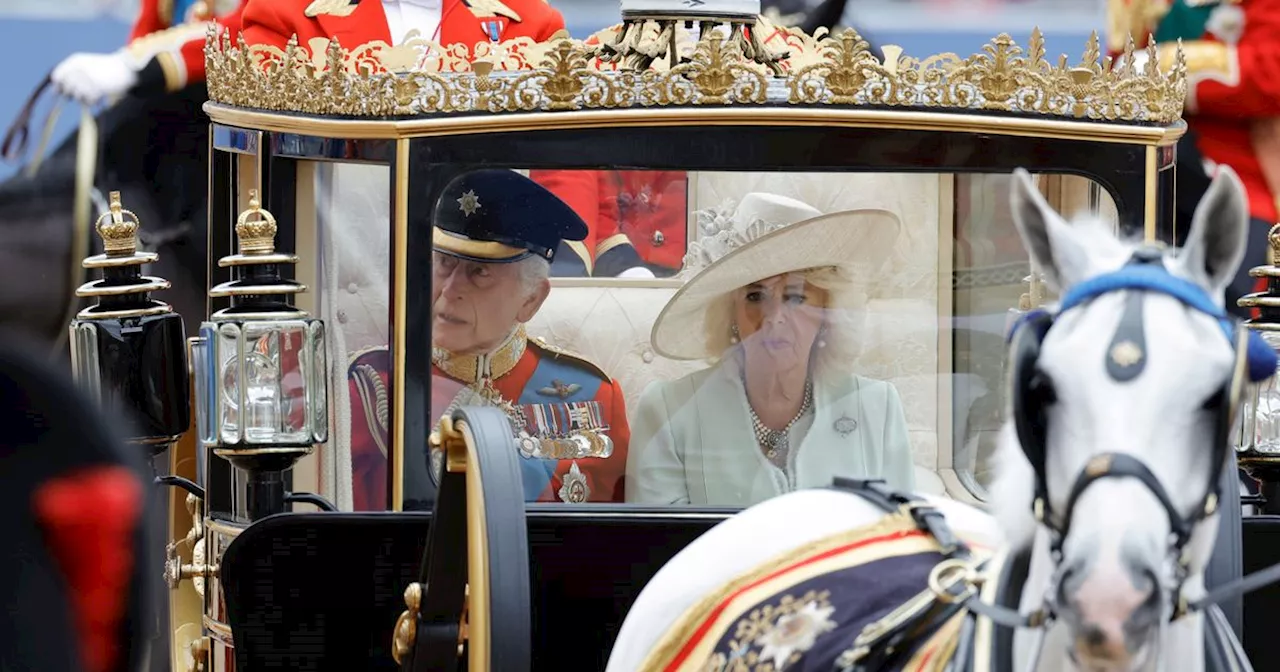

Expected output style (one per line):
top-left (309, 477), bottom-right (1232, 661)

top-left (240, 0), bottom-right (568, 58)
top-left (51, 0), bottom-right (247, 103)
top-left (347, 169), bottom-right (632, 510)
top-left (1111, 0), bottom-right (1280, 314)
top-left (531, 169), bottom-right (690, 278)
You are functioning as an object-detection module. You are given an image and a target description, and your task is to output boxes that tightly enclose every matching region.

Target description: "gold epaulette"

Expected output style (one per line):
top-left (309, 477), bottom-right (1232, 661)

top-left (464, 0), bottom-right (523, 22)
top-left (527, 336), bottom-right (612, 382)
top-left (305, 0), bottom-right (358, 17)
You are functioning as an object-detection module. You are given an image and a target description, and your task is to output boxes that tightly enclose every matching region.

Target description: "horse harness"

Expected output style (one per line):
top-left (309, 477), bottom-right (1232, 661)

top-left (832, 248), bottom-right (1280, 671)
top-left (830, 475), bottom-right (1259, 672)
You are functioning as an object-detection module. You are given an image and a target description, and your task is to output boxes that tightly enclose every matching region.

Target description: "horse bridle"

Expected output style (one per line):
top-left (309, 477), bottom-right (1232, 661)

top-left (993, 247), bottom-right (1280, 629)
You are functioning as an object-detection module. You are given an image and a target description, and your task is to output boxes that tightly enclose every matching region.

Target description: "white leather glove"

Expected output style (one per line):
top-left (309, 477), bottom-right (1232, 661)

top-left (51, 51), bottom-right (141, 105)
top-left (617, 266), bottom-right (657, 279)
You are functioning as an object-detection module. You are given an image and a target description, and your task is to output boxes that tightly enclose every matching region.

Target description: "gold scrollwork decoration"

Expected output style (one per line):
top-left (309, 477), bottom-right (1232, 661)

top-left (205, 21), bottom-right (1186, 124)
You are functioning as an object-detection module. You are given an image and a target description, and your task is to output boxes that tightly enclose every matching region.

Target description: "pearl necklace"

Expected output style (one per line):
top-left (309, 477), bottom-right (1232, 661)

top-left (748, 381), bottom-right (814, 465)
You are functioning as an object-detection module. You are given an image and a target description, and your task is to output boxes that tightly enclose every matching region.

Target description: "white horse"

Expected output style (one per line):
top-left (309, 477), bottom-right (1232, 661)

top-left (605, 165), bottom-right (1262, 672)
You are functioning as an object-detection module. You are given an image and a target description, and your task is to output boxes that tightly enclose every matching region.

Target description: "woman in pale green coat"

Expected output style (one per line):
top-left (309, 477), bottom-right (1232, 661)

top-left (626, 192), bottom-right (915, 506)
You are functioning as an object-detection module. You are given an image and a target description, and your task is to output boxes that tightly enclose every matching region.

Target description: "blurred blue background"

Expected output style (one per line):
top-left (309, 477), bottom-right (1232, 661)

top-left (0, 0), bottom-right (1105, 181)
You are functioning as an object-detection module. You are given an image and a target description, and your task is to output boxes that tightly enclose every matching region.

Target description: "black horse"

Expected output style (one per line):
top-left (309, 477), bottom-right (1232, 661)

top-left (0, 83), bottom-right (211, 358)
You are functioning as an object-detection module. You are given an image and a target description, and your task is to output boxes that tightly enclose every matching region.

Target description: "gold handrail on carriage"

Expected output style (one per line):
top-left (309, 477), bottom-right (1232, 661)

top-left (393, 417), bottom-right (475, 666)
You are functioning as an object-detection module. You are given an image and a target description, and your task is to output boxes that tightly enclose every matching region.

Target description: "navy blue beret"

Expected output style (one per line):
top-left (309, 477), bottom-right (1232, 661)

top-left (432, 169), bottom-right (588, 264)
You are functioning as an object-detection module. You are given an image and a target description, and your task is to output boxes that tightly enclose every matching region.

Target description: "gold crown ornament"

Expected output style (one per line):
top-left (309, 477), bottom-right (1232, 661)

top-left (209, 189), bottom-right (306, 315)
top-left (235, 190), bottom-right (278, 256)
top-left (96, 191), bottom-right (142, 257)
top-left (74, 190), bottom-right (173, 319)
top-left (205, 22), bottom-right (1187, 124)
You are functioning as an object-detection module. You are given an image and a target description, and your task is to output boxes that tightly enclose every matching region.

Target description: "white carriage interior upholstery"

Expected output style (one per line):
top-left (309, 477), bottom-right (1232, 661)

top-left (526, 171), bottom-right (952, 497)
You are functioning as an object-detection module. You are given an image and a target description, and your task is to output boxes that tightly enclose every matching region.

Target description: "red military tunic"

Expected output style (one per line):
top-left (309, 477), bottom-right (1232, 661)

top-left (1112, 0), bottom-right (1280, 223)
top-left (127, 0), bottom-right (247, 92)
top-left (348, 336), bottom-right (631, 510)
top-left (531, 170), bottom-right (690, 277)
top-left (240, 0), bottom-right (568, 54)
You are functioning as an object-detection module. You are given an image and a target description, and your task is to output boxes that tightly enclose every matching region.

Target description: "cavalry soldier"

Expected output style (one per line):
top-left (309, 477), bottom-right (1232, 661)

top-left (51, 0), bottom-right (247, 103)
top-left (1110, 0), bottom-right (1280, 315)
top-left (348, 169), bottom-right (632, 509)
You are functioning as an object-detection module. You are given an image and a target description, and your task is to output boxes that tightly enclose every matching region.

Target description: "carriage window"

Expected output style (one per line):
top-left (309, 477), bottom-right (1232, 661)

top-left (950, 174), bottom-right (1117, 499)
top-left (302, 161), bottom-right (394, 513)
top-left (403, 168), bottom-right (1119, 510)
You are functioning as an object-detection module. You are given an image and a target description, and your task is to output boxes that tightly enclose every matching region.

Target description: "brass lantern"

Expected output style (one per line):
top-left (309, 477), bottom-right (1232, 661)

top-left (69, 191), bottom-right (190, 454)
top-left (1236, 224), bottom-right (1280, 510)
top-left (191, 190), bottom-right (329, 520)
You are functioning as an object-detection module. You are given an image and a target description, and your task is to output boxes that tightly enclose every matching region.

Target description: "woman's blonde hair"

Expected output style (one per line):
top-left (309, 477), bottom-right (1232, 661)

top-left (701, 265), bottom-right (866, 372)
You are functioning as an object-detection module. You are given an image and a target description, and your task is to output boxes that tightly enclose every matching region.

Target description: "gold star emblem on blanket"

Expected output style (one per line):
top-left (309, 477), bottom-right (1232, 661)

top-left (757, 600), bottom-right (837, 669)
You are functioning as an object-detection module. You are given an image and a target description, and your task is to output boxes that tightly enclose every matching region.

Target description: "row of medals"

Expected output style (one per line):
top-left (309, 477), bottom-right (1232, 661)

top-left (466, 380), bottom-right (615, 461)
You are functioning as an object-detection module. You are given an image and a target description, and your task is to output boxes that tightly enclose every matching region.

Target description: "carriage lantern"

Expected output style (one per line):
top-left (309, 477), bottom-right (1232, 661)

top-left (69, 191), bottom-right (190, 453)
top-left (1236, 224), bottom-right (1280, 511)
top-left (191, 190), bottom-right (329, 521)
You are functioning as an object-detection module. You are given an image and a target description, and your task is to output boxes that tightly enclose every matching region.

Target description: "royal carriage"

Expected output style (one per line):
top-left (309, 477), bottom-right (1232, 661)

top-left (59, 1), bottom-right (1280, 670)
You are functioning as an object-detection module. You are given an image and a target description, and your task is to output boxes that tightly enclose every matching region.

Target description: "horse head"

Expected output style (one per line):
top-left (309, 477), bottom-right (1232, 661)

top-left (989, 166), bottom-right (1267, 670)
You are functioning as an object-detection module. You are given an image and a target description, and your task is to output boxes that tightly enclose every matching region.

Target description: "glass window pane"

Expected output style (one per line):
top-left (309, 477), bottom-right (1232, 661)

top-left (950, 173), bottom-right (1116, 498)
top-left (411, 167), bottom-right (1119, 509)
top-left (304, 161), bottom-right (393, 512)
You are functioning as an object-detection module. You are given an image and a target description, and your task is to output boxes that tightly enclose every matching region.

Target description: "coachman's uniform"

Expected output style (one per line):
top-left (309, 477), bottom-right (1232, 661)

top-left (531, 169), bottom-right (690, 277)
top-left (346, 169), bottom-right (631, 509)
top-left (241, 0), bottom-right (568, 55)
top-left (1110, 0), bottom-right (1280, 310)
top-left (127, 0), bottom-right (248, 93)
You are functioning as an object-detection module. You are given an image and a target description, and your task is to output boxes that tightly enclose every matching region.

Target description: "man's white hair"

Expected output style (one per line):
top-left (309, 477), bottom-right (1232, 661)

top-left (516, 255), bottom-right (551, 298)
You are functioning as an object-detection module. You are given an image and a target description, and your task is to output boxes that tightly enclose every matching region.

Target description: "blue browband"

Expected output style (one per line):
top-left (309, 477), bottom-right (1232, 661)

top-left (1009, 264), bottom-right (1278, 383)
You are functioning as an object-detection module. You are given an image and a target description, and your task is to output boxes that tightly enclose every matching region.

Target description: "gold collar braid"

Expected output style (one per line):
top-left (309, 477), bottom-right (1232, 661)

top-left (432, 325), bottom-right (528, 384)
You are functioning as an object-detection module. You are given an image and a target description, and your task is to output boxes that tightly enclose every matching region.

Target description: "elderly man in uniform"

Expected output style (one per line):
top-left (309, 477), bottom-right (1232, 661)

top-left (349, 170), bottom-right (632, 509)
top-left (51, 0), bottom-right (247, 103)
top-left (1112, 0), bottom-right (1280, 315)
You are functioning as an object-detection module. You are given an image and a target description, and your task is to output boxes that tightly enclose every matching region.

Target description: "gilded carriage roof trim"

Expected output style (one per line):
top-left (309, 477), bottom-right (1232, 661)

top-left (204, 23), bottom-right (1188, 125)
top-left (203, 104), bottom-right (1186, 145)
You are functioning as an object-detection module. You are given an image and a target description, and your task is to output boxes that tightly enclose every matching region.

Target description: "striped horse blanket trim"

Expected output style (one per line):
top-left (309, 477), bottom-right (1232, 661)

top-left (639, 514), bottom-right (992, 672)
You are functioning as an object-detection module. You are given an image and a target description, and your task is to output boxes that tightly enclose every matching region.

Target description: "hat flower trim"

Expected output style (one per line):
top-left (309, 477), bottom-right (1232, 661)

top-left (679, 198), bottom-right (793, 278)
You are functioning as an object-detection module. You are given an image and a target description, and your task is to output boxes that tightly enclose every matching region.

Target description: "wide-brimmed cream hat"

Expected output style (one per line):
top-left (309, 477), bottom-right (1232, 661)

top-left (651, 192), bottom-right (901, 361)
